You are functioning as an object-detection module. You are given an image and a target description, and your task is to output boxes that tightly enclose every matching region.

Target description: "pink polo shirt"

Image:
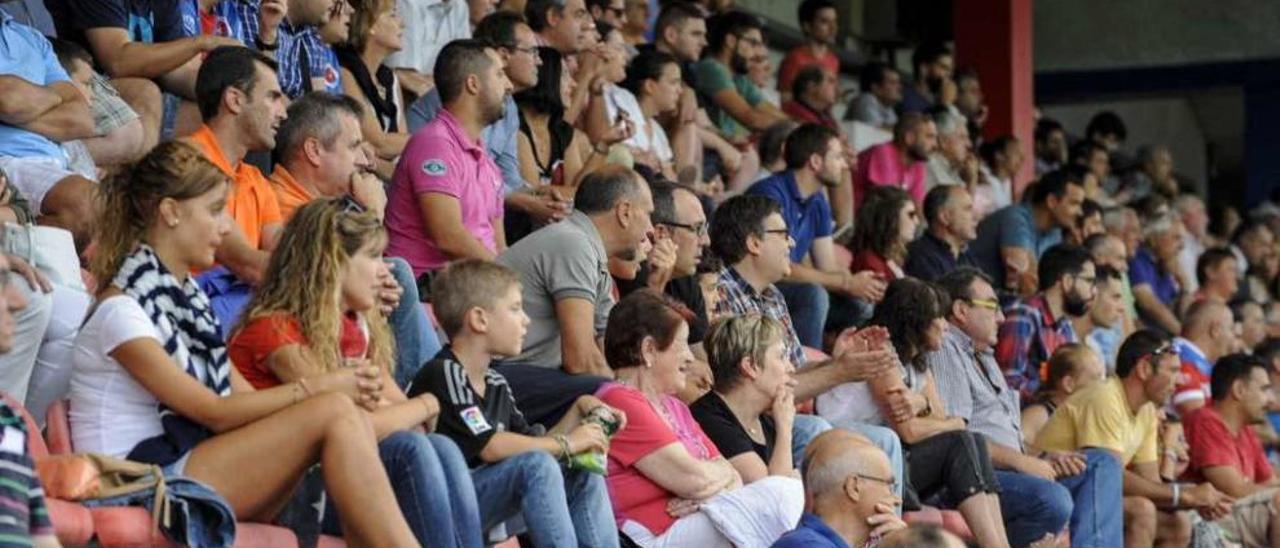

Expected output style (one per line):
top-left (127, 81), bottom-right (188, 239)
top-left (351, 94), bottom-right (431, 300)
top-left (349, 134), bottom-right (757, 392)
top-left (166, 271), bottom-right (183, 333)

top-left (854, 142), bottom-right (926, 209)
top-left (385, 110), bottom-right (505, 276)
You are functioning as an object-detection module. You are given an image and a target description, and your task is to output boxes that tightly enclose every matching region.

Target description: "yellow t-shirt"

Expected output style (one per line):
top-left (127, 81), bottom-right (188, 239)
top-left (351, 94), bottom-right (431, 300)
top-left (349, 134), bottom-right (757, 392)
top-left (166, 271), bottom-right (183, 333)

top-left (1035, 377), bottom-right (1160, 466)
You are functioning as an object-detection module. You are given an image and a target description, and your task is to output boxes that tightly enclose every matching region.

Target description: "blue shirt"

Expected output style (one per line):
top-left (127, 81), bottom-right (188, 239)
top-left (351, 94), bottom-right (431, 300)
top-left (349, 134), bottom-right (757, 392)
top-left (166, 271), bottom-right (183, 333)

top-left (971, 203), bottom-right (1062, 289)
top-left (771, 513), bottom-right (852, 548)
top-left (208, 0), bottom-right (262, 47)
top-left (1129, 246), bottom-right (1180, 311)
top-left (745, 170), bottom-right (834, 263)
top-left (0, 10), bottom-right (71, 158)
top-left (276, 22), bottom-right (341, 98)
top-left (407, 90), bottom-right (526, 196)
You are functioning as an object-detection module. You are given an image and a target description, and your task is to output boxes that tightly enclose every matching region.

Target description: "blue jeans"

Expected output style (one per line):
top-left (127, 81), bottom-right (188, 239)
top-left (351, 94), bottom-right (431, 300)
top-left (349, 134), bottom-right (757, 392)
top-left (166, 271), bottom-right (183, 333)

top-left (325, 432), bottom-right (483, 548)
top-left (471, 451), bottom-right (618, 548)
top-left (776, 282), bottom-right (829, 349)
top-left (791, 415), bottom-right (905, 506)
top-left (1056, 448), bottom-right (1124, 548)
top-left (386, 257), bottom-right (442, 389)
top-left (994, 470), bottom-right (1073, 546)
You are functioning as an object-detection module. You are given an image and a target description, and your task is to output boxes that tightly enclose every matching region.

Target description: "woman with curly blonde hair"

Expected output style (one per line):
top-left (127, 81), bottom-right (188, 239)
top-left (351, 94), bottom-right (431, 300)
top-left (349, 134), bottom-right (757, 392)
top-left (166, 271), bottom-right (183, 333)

top-left (230, 198), bottom-right (483, 547)
top-left (69, 141), bottom-right (418, 546)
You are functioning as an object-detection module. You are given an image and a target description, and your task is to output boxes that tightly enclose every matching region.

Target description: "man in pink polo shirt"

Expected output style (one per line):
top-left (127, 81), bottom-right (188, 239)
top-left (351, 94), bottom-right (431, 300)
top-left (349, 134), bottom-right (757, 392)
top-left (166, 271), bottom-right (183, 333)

top-left (385, 39), bottom-right (513, 290)
top-left (854, 112), bottom-right (937, 208)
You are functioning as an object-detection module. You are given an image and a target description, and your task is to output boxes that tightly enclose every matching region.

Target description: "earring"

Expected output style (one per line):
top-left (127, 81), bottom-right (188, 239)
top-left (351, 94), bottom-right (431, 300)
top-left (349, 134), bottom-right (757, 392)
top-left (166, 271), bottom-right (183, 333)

top-left (167, 218), bottom-right (179, 228)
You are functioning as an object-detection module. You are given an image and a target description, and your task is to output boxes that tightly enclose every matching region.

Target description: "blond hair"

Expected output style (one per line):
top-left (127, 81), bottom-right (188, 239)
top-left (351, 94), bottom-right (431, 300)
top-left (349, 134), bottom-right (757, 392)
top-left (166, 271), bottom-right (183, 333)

top-left (234, 198), bottom-right (394, 374)
top-left (431, 259), bottom-right (521, 338)
top-left (91, 141), bottom-right (229, 284)
top-left (704, 314), bottom-right (786, 392)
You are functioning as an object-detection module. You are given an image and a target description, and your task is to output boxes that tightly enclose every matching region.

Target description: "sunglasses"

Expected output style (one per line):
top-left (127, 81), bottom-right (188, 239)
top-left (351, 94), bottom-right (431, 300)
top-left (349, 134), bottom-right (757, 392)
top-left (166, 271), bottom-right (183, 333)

top-left (966, 298), bottom-right (1000, 311)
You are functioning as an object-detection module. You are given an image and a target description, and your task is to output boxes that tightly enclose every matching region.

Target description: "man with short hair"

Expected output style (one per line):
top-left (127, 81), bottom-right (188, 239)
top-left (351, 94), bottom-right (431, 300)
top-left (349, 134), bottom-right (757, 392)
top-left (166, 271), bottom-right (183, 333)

top-left (652, 1), bottom-right (707, 65)
top-left (746, 124), bottom-right (885, 348)
top-left (1035, 330), bottom-right (1231, 547)
top-left (526, 0), bottom-right (592, 54)
top-left (971, 168), bottom-right (1085, 295)
top-left (772, 429), bottom-right (906, 548)
top-left (384, 40), bottom-right (512, 282)
top-left (270, 93), bottom-right (377, 218)
top-left (1235, 221), bottom-right (1276, 304)
top-left (854, 112), bottom-right (937, 208)
top-left (1130, 213), bottom-right (1187, 335)
top-left (1170, 300), bottom-right (1237, 415)
top-left (1196, 247), bottom-right (1239, 303)
top-left (693, 10), bottom-right (788, 144)
top-left (904, 185), bottom-right (977, 282)
top-left (586, 0), bottom-right (626, 27)
top-left (932, 267), bottom-right (1123, 547)
top-left (1183, 353), bottom-right (1280, 548)
top-left (274, 0), bottom-right (344, 99)
top-left (996, 244), bottom-right (1095, 398)
top-left (1035, 118), bottom-right (1068, 177)
top-left (923, 108), bottom-right (978, 191)
top-left (188, 46), bottom-right (289, 332)
top-left (848, 61), bottom-right (900, 130)
top-left (776, 0), bottom-right (838, 104)
top-left (1176, 194), bottom-right (1209, 292)
top-left (899, 43), bottom-right (953, 114)
top-left (495, 167), bottom-right (653, 422)
top-left (781, 66), bottom-right (838, 130)
top-left (1074, 266), bottom-right (1126, 372)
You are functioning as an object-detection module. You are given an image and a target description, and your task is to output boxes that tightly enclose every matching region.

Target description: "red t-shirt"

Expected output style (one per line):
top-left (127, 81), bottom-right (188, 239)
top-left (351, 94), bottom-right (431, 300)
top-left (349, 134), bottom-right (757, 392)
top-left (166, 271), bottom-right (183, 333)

top-left (599, 382), bottom-right (721, 536)
top-left (777, 46), bottom-right (840, 97)
top-left (849, 249), bottom-right (898, 281)
top-left (1182, 406), bottom-right (1273, 485)
top-left (228, 313), bottom-right (368, 389)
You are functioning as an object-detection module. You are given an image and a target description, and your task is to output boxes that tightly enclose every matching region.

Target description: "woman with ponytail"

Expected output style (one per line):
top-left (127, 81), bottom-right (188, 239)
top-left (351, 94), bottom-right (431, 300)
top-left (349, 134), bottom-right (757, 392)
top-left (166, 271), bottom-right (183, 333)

top-left (230, 198), bottom-right (483, 547)
top-left (70, 141), bottom-right (419, 547)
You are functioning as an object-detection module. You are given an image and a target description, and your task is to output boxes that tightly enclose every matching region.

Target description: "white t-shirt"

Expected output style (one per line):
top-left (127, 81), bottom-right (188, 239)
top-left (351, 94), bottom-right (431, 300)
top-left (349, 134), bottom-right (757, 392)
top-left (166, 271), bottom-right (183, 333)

top-left (605, 85), bottom-right (673, 164)
top-left (69, 296), bottom-right (165, 458)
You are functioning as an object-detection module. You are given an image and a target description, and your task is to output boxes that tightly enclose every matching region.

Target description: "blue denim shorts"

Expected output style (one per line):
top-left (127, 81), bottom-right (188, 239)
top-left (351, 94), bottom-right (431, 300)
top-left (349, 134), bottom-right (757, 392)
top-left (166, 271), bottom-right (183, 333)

top-left (161, 451), bottom-right (192, 478)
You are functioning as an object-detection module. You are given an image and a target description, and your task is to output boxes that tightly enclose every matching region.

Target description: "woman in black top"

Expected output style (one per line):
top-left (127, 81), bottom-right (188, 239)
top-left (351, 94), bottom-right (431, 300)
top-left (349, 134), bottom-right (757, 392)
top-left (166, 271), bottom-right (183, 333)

top-left (338, 0), bottom-right (408, 179)
top-left (690, 315), bottom-right (798, 484)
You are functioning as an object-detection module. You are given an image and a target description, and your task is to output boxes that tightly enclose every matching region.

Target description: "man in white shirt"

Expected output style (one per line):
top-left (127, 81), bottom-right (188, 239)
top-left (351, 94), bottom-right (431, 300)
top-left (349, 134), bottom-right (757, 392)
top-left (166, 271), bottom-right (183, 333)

top-left (386, 0), bottom-right (472, 97)
top-left (1176, 194), bottom-right (1208, 294)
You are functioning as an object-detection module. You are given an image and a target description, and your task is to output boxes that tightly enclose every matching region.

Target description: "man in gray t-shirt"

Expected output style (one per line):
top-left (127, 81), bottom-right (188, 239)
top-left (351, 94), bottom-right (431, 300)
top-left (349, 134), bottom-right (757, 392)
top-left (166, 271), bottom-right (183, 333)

top-left (493, 167), bottom-right (654, 424)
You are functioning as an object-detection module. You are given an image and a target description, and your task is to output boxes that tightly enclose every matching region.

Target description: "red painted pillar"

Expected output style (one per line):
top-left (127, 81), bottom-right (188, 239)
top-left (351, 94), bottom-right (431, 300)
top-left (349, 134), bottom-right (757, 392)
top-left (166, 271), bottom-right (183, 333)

top-left (954, 0), bottom-right (1035, 200)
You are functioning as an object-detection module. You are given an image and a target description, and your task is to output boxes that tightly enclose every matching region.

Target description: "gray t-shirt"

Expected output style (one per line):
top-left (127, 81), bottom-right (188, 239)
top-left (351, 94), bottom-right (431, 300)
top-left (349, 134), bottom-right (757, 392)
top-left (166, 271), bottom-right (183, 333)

top-left (496, 211), bottom-right (614, 369)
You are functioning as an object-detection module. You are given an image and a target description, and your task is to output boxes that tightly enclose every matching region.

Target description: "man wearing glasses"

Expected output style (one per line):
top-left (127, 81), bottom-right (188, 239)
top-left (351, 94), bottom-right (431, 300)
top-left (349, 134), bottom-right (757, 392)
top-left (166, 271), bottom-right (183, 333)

top-left (932, 267), bottom-right (1122, 547)
top-left (995, 244), bottom-right (1096, 399)
top-left (1034, 330), bottom-right (1233, 547)
top-left (587, 0), bottom-right (627, 28)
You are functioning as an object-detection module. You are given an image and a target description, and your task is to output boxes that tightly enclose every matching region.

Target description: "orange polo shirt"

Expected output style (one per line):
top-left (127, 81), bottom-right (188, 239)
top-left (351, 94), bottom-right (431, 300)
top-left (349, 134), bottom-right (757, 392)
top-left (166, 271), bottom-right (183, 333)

top-left (187, 125), bottom-right (283, 251)
top-left (268, 165), bottom-right (313, 222)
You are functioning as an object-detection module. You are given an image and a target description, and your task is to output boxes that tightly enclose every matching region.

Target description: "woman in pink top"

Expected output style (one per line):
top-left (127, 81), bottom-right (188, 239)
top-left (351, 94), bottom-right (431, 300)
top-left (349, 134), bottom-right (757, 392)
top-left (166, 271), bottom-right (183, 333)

top-left (598, 290), bottom-right (803, 547)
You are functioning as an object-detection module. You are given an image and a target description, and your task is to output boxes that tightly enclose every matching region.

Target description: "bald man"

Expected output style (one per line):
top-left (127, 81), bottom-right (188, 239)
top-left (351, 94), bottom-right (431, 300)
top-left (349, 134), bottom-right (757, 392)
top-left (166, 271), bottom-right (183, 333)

top-left (772, 430), bottom-right (906, 547)
top-left (1173, 300), bottom-right (1239, 415)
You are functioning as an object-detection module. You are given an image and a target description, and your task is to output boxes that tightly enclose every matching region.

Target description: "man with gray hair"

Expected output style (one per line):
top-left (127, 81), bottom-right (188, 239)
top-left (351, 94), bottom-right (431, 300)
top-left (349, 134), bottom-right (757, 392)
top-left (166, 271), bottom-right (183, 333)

top-left (1175, 194), bottom-right (1209, 293)
top-left (924, 108), bottom-right (978, 190)
top-left (1129, 213), bottom-right (1188, 335)
top-left (772, 429), bottom-right (906, 548)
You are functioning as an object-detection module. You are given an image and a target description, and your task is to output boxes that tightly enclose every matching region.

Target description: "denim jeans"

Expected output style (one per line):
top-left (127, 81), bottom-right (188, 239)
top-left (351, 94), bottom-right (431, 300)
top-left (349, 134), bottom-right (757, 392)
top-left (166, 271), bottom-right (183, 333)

top-left (775, 282), bottom-right (828, 349)
top-left (471, 451), bottom-right (618, 548)
top-left (1055, 448), bottom-right (1124, 548)
top-left (791, 415), bottom-right (905, 506)
top-left (324, 432), bottom-right (483, 548)
top-left (386, 257), bottom-right (442, 389)
top-left (994, 470), bottom-right (1073, 546)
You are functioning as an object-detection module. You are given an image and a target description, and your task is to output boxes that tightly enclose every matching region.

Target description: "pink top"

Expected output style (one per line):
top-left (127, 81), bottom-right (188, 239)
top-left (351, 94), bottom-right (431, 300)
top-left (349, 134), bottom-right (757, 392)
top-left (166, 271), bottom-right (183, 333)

top-left (385, 110), bottom-right (505, 276)
top-left (854, 142), bottom-right (926, 209)
top-left (598, 382), bottom-right (722, 536)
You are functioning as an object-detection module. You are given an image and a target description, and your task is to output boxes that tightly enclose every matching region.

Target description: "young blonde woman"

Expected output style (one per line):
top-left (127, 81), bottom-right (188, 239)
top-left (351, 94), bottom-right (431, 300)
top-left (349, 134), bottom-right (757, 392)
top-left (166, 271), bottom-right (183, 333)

top-left (229, 199), bottom-right (482, 547)
top-left (68, 141), bottom-right (418, 546)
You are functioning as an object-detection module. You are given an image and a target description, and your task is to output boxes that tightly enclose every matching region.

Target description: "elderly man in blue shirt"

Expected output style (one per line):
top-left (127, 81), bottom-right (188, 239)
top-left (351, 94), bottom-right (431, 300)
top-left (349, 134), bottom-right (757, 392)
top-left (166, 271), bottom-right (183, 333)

top-left (408, 10), bottom-right (571, 240)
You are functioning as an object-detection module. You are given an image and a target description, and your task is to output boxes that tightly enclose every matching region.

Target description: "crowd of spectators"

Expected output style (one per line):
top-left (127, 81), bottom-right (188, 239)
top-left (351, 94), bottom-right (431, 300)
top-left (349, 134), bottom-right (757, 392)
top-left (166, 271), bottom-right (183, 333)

top-left (2, 0), bottom-right (1280, 546)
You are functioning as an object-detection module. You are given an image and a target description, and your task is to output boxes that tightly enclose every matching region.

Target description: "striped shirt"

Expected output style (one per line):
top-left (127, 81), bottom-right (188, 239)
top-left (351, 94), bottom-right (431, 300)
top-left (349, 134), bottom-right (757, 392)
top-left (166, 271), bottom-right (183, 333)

top-left (276, 23), bottom-right (340, 98)
top-left (208, 0), bottom-right (261, 46)
top-left (928, 324), bottom-right (1024, 451)
top-left (0, 402), bottom-right (53, 546)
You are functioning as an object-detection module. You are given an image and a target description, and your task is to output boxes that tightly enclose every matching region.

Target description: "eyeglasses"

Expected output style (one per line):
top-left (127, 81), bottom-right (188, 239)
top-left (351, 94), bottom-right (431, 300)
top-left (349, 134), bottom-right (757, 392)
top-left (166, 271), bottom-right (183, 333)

top-left (763, 229), bottom-right (791, 237)
top-left (501, 44), bottom-right (539, 57)
top-left (965, 298), bottom-right (1000, 311)
top-left (852, 472), bottom-right (898, 492)
top-left (660, 221), bottom-right (707, 237)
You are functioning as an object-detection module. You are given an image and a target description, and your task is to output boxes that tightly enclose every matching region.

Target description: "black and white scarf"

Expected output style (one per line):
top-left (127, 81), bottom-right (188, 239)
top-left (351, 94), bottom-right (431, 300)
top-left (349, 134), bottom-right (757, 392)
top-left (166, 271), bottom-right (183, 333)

top-left (117, 245), bottom-right (231, 466)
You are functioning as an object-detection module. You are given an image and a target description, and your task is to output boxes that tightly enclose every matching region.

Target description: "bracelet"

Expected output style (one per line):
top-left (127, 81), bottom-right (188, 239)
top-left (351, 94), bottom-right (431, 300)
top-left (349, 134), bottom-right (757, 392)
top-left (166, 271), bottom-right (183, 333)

top-left (554, 435), bottom-right (572, 461)
top-left (1171, 483), bottom-right (1181, 508)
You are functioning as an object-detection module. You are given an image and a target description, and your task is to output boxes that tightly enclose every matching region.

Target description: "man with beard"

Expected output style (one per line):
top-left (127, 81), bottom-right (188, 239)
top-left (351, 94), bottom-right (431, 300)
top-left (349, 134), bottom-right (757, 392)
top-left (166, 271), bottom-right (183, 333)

top-left (383, 40), bottom-right (513, 283)
top-left (971, 168), bottom-right (1085, 296)
top-left (495, 167), bottom-right (654, 424)
top-left (995, 244), bottom-right (1096, 399)
top-left (853, 112), bottom-right (937, 208)
top-left (1035, 118), bottom-right (1068, 177)
top-left (1184, 354), bottom-right (1280, 547)
top-left (746, 124), bottom-right (886, 348)
top-left (899, 42), bottom-right (953, 114)
top-left (692, 10), bottom-right (788, 145)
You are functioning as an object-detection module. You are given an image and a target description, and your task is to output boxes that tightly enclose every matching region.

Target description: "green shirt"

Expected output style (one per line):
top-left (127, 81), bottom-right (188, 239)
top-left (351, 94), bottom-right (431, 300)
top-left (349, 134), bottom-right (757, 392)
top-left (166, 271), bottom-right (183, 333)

top-left (692, 58), bottom-right (765, 142)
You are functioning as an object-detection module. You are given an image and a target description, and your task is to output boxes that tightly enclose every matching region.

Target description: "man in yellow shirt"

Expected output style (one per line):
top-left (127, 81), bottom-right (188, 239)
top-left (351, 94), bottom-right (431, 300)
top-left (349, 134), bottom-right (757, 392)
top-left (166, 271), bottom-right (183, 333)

top-left (1035, 329), bottom-right (1232, 546)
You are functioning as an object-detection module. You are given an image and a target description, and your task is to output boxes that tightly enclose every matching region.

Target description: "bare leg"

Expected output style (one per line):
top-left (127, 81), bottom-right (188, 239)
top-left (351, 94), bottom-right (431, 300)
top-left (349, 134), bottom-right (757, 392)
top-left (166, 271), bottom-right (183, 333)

top-left (1154, 509), bottom-right (1191, 548)
top-left (184, 393), bottom-right (416, 547)
top-left (38, 175), bottom-right (97, 253)
top-left (958, 492), bottom-right (1010, 548)
top-left (107, 77), bottom-right (162, 158)
top-left (173, 100), bottom-right (204, 138)
top-left (725, 147), bottom-right (760, 196)
top-left (1124, 497), bottom-right (1156, 547)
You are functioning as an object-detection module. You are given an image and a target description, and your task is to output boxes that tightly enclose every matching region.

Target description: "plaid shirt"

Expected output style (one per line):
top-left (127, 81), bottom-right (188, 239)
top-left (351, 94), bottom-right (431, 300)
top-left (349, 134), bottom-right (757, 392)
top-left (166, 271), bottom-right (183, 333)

top-left (995, 293), bottom-right (1077, 399)
top-left (209, 0), bottom-right (263, 47)
top-left (713, 267), bottom-right (805, 366)
top-left (277, 23), bottom-right (337, 98)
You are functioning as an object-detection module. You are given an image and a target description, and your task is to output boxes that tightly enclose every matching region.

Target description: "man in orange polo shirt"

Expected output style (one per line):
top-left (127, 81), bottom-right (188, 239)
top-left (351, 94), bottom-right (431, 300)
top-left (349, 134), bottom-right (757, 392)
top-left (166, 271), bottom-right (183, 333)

top-left (187, 46), bottom-right (289, 334)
